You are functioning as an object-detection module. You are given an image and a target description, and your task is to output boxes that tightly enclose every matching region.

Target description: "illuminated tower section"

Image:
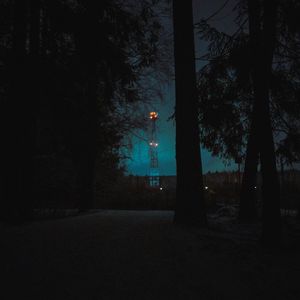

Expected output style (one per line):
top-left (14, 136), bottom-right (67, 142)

top-left (149, 112), bottom-right (159, 187)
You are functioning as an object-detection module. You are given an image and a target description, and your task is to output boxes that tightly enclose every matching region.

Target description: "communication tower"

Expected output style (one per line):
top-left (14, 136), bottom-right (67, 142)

top-left (149, 112), bottom-right (159, 187)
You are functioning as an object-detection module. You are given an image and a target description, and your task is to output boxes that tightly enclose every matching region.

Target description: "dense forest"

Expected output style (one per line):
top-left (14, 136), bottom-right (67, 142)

top-left (0, 0), bottom-right (170, 218)
top-left (1, 0), bottom-right (300, 298)
top-left (0, 0), bottom-right (299, 246)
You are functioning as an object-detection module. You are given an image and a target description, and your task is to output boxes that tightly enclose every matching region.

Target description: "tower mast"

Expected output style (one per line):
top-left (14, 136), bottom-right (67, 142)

top-left (149, 112), bottom-right (159, 187)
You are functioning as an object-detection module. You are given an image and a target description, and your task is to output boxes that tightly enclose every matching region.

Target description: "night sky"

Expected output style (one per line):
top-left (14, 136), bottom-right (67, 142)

top-left (126, 0), bottom-right (238, 176)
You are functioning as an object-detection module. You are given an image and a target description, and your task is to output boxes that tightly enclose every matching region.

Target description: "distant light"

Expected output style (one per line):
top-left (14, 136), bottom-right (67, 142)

top-left (205, 186), bottom-right (208, 190)
top-left (160, 187), bottom-right (163, 191)
top-left (254, 186), bottom-right (257, 189)
top-left (149, 141), bottom-right (158, 147)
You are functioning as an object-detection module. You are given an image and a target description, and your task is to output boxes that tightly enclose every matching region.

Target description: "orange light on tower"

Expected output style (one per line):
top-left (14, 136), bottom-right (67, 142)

top-left (149, 111), bottom-right (158, 120)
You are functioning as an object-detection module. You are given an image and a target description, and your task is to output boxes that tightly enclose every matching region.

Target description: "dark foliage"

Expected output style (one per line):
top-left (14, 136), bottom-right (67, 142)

top-left (196, 0), bottom-right (300, 244)
top-left (0, 0), bottom-right (164, 219)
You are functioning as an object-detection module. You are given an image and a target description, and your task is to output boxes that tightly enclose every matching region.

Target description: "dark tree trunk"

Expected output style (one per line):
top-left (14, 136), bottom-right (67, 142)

top-left (78, 66), bottom-right (97, 210)
top-left (173, 0), bottom-right (206, 226)
top-left (76, 4), bottom-right (99, 210)
top-left (239, 127), bottom-right (259, 222)
top-left (259, 0), bottom-right (281, 245)
top-left (1, 0), bottom-right (29, 222)
top-left (43, 0), bottom-right (57, 59)
top-left (239, 0), bottom-right (261, 223)
top-left (280, 157), bottom-right (284, 192)
top-left (242, 0), bottom-right (281, 244)
top-left (21, 0), bottom-right (41, 217)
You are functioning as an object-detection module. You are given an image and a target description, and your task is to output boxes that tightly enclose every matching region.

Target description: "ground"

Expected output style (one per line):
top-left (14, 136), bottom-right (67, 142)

top-left (2, 210), bottom-right (300, 299)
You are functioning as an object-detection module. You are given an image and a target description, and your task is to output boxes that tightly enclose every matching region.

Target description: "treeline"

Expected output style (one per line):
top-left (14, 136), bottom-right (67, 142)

top-left (0, 0), bottom-right (165, 221)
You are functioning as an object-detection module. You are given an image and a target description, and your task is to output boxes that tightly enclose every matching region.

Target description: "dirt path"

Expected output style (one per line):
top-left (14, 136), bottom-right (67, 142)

top-left (2, 210), bottom-right (299, 299)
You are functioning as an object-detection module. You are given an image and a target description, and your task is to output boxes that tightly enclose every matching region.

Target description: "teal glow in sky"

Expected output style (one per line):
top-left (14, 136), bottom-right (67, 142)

top-left (126, 86), bottom-right (236, 176)
top-left (126, 0), bottom-right (238, 176)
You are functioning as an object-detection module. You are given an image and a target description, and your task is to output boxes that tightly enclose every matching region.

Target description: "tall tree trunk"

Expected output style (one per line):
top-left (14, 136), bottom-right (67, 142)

top-left (78, 63), bottom-right (97, 210)
top-left (239, 127), bottom-right (259, 222)
top-left (21, 0), bottom-right (41, 217)
top-left (1, 0), bottom-right (28, 222)
top-left (239, 0), bottom-right (261, 223)
top-left (173, 0), bottom-right (206, 226)
top-left (259, 0), bottom-right (281, 245)
top-left (243, 0), bottom-right (281, 244)
top-left (76, 4), bottom-right (99, 210)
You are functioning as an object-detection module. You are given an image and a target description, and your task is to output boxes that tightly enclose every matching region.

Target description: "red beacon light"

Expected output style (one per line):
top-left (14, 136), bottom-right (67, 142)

top-left (149, 112), bottom-right (158, 120)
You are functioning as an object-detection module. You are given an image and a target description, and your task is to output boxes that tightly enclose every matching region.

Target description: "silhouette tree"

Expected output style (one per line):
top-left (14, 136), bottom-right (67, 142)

top-left (236, 1), bottom-right (300, 233)
top-left (73, 2), bottom-right (99, 210)
top-left (173, 0), bottom-right (207, 226)
top-left (1, 0), bottom-right (165, 218)
top-left (197, 59), bottom-right (249, 163)
top-left (196, 1), bottom-right (299, 243)
top-left (241, 0), bottom-right (281, 244)
top-left (196, 19), bottom-right (261, 219)
top-left (0, 0), bottom-right (43, 220)
top-left (2, 0), bottom-right (30, 221)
